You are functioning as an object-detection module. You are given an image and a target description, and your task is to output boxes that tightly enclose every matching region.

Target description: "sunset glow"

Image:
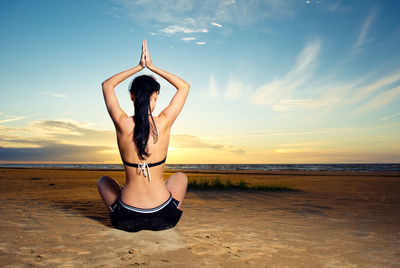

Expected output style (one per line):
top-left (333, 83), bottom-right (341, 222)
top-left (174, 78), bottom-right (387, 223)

top-left (1, 0), bottom-right (399, 164)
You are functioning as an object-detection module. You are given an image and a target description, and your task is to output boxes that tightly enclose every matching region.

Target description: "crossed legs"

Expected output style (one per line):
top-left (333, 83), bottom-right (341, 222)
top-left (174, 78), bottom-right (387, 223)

top-left (165, 172), bottom-right (187, 210)
top-left (97, 176), bottom-right (123, 212)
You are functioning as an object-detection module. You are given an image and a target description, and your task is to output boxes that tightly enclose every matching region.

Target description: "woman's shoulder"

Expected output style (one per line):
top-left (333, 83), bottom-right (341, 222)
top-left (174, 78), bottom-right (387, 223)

top-left (116, 115), bottom-right (134, 133)
top-left (154, 114), bottom-right (172, 133)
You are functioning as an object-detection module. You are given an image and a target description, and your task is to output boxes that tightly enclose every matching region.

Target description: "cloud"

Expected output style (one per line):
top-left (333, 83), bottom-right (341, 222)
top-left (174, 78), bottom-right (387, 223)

top-left (213, 0), bottom-right (280, 26)
top-left (208, 74), bottom-right (218, 98)
top-left (357, 85), bottom-right (400, 113)
top-left (40, 92), bottom-right (67, 98)
top-left (224, 78), bottom-right (243, 99)
top-left (354, 9), bottom-right (376, 50)
top-left (195, 41), bottom-right (206, 45)
top-left (207, 75), bottom-right (248, 100)
top-left (251, 40), bottom-right (323, 110)
top-left (245, 39), bottom-right (399, 114)
top-left (114, 0), bottom-right (195, 24)
top-left (182, 37), bottom-right (196, 41)
top-left (29, 120), bottom-right (115, 146)
top-left (210, 35), bottom-right (397, 115)
top-left (0, 142), bottom-right (113, 162)
top-left (0, 119), bottom-right (249, 162)
top-left (379, 112), bottom-right (400, 121)
top-left (113, 0), bottom-right (273, 25)
top-left (171, 134), bottom-right (224, 150)
top-left (228, 146), bottom-right (246, 155)
top-left (170, 134), bottom-right (247, 155)
top-left (210, 21), bottom-right (222, 27)
top-left (272, 98), bottom-right (341, 112)
top-left (325, 2), bottom-right (351, 13)
top-left (352, 71), bottom-right (400, 104)
top-left (111, 0), bottom-right (292, 40)
top-left (294, 41), bottom-right (320, 74)
top-left (0, 112), bottom-right (28, 124)
top-left (161, 25), bottom-right (208, 35)
top-left (0, 119), bottom-right (117, 162)
top-left (0, 116), bottom-right (26, 124)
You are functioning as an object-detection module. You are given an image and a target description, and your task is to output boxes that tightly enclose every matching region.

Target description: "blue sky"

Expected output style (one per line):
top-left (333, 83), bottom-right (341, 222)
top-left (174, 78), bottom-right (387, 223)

top-left (1, 0), bottom-right (399, 163)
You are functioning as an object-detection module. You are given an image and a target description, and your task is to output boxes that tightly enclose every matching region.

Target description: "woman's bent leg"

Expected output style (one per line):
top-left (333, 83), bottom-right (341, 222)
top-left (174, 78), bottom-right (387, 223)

top-left (165, 172), bottom-right (187, 209)
top-left (97, 176), bottom-right (123, 212)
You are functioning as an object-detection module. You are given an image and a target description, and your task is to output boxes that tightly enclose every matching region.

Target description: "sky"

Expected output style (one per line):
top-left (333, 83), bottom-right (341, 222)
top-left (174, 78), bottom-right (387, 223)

top-left (1, 0), bottom-right (400, 164)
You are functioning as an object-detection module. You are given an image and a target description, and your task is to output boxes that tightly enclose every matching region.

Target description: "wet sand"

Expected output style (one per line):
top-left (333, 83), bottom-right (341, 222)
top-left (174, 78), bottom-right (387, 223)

top-left (0, 168), bottom-right (399, 267)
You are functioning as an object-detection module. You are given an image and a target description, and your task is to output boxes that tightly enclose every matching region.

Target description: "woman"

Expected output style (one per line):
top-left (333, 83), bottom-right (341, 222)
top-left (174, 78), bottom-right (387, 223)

top-left (97, 40), bottom-right (190, 232)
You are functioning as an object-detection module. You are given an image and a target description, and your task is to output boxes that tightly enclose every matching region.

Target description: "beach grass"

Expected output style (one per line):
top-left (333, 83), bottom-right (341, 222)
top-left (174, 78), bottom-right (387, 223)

top-left (188, 177), bottom-right (297, 191)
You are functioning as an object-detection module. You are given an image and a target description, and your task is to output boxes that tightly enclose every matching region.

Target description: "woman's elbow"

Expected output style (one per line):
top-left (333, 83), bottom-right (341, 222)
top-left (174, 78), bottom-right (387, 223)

top-left (102, 81), bottom-right (113, 91)
top-left (184, 82), bottom-right (190, 91)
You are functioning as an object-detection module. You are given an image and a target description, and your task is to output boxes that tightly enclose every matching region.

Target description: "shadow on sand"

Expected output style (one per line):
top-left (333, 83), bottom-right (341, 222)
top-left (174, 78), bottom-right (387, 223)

top-left (50, 199), bottom-right (113, 227)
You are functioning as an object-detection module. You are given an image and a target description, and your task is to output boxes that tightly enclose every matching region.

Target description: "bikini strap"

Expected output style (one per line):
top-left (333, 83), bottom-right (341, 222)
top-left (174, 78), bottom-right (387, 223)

top-left (121, 157), bottom-right (166, 168)
top-left (122, 157), bottom-right (167, 182)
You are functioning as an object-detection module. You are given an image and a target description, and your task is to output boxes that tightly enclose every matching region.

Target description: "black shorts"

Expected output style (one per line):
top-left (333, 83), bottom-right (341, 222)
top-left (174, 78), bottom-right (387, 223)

top-left (109, 192), bottom-right (182, 232)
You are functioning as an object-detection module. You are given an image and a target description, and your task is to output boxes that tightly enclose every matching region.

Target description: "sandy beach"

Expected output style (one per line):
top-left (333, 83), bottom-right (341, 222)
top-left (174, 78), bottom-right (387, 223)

top-left (0, 168), bottom-right (399, 267)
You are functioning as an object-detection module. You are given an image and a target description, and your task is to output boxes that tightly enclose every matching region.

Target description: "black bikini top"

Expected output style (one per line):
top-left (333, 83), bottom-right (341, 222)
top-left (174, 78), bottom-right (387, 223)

top-left (122, 157), bottom-right (166, 168)
top-left (121, 156), bottom-right (167, 182)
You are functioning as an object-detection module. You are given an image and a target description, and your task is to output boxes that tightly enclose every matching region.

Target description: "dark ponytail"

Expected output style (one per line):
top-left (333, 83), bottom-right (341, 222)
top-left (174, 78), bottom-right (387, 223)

top-left (129, 75), bottom-right (160, 160)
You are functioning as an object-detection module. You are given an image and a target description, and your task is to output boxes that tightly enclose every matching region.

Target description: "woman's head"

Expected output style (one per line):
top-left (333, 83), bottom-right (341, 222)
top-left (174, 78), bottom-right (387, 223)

top-left (129, 75), bottom-right (160, 104)
top-left (129, 75), bottom-right (160, 160)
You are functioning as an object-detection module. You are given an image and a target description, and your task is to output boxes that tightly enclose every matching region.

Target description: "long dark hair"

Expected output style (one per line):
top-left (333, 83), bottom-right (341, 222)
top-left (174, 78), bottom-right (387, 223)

top-left (129, 75), bottom-right (160, 160)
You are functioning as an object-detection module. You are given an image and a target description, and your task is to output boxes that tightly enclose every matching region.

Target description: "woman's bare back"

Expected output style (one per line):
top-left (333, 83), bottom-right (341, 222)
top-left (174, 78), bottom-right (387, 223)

top-left (116, 114), bottom-right (171, 208)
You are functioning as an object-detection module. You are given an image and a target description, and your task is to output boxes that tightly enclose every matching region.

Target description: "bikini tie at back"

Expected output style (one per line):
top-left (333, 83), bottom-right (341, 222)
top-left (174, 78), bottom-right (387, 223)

top-left (122, 157), bottom-right (167, 182)
top-left (138, 162), bottom-right (151, 182)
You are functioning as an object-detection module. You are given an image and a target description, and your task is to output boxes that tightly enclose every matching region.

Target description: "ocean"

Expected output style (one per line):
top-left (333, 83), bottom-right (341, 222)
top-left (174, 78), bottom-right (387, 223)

top-left (0, 163), bottom-right (399, 172)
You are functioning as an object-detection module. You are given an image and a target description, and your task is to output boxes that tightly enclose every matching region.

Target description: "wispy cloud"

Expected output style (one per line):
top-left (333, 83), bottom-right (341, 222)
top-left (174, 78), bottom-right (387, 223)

top-left (182, 37), bottom-right (196, 41)
top-left (170, 134), bottom-right (246, 155)
top-left (354, 9), bottom-right (376, 53)
top-left (326, 2), bottom-right (350, 13)
top-left (161, 25), bottom-right (208, 35)
top-left (40, 92), bottom-right (67, 98)
top-left (379, 112), bottom-right (400, 121)
top-left (195, 41), bottom-right (206, 45)
top-left (0, 112), bottom-right (27, 124)
top-left (208, 33), bottom-right (398, 115)
top-left (0, 116), bottom-right (27, 124)
top-left (352, 71), bottom-right (400, 103)
top-left (113, 0), bottom-right (196, 24)
top-left (251, 40), bottom-right (323, 110)
top-left (210, 21), bottom-right (222, 27)
top-left (224, 78), bottom-right (244, 99)
top-left (357, 85), bottom-right (400, 113)
top-left (208, 74), bottom-right (218, 98)
top-left (171, 134), bottom-right (223, 150)
top-left (273, 140), bottom-right (325, 154)
top-left (111, 0), bottom-right (291, 40)
top-left (272, 98), bottom-right (341, 112)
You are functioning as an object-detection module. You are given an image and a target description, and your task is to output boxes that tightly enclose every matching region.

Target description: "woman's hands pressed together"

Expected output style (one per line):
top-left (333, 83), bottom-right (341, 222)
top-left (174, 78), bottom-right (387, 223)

top-left (139, 40), bottom-right (154, 70)
top-left (139, 41), bottom-right (146, 68)
top-left (143, 40), bottom-right (154, 69)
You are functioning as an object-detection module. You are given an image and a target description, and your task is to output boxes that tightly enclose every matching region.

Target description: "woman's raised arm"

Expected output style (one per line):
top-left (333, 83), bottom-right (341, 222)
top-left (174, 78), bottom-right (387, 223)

top-left (102, 43), bottom-right (146, 128)
top-left (143, 41), bottom-right (190, 126)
